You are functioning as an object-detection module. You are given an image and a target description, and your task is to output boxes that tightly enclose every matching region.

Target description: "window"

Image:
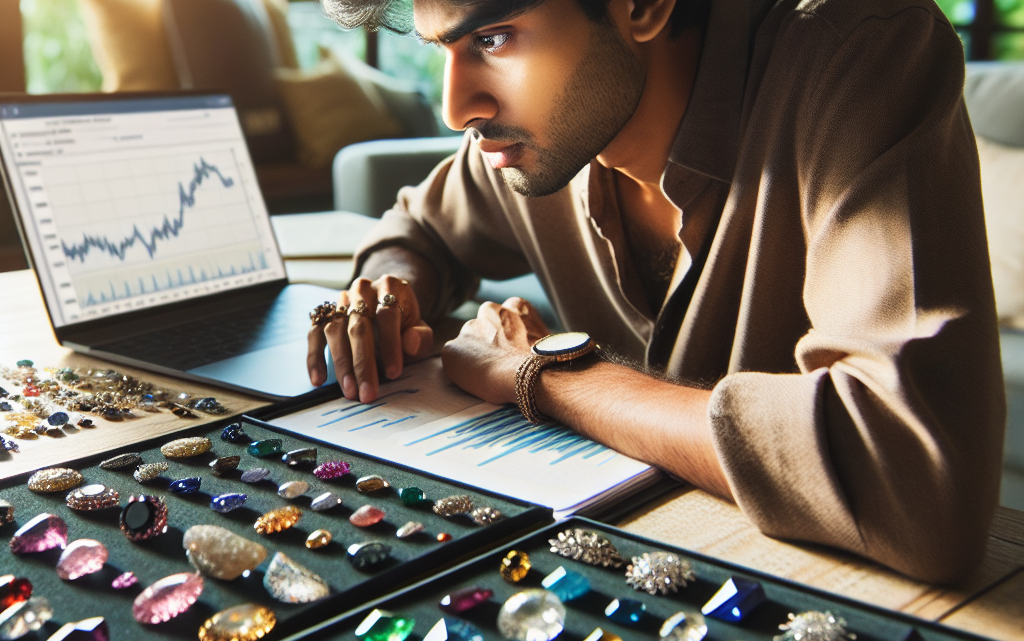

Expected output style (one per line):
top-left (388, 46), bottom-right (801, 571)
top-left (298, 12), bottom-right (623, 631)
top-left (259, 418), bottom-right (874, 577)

top-left (936, 0), bottom-right (1024, 59)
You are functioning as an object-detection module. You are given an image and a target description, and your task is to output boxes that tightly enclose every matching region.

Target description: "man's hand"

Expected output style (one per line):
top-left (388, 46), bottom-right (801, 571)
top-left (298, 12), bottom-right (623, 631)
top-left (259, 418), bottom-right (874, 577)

top-left (307, 275), bottom-right (433, 403)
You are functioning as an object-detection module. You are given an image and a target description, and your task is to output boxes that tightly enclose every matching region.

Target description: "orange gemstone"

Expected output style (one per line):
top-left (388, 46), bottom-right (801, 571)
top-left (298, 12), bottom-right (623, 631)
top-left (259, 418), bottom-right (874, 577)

top-left (254, 506), bottom-right (302, 535)
top-left (437, 533), bottom-right (453, 542)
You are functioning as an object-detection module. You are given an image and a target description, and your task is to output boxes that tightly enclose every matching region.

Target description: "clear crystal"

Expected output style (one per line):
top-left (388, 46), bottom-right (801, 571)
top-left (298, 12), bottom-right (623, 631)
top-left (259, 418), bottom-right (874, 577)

top-left (660, 611), bottom-right (708, 641)
top-left (0, 597), bottom-right (53, 639)
top-left (183, 525), bottom-right (267, 580)
top-left (496, 589), bottom-right (565, 641)
top-left (263, 552), bottom-right (329, 603)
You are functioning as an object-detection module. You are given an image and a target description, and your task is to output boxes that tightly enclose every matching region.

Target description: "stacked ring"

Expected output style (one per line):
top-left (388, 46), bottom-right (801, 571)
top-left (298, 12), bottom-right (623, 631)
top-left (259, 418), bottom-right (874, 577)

top-left (309, 302), bottom-right (337, 327)
top-left (348, 301), bottom-right (369, 317)
top-left (379, 293), bottom-right (397, 308)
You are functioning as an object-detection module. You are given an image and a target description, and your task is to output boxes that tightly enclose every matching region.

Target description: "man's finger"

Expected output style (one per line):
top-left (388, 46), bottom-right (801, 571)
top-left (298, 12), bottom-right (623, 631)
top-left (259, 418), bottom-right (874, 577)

top-left (348, 279), bottom-right (380, 403)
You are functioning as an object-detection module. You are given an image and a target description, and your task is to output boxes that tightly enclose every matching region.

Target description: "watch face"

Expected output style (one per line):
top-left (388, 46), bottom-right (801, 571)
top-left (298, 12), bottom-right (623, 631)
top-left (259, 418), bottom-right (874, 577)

top-left (533, 332), bottom-right (592, 356)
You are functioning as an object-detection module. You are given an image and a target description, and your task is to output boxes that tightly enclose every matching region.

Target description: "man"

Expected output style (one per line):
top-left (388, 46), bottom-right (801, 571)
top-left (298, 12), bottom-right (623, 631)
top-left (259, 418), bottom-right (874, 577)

top-left (308, 0), bottom-right (1004, 584)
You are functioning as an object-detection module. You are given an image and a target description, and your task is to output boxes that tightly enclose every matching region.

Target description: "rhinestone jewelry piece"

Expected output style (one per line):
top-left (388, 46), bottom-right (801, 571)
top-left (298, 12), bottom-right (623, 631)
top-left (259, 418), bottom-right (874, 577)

top-left (310, 492), bottom-right (343, 512)
top-left (44, 616), bottom-right (109, 641)
top-left (0, 499), bottom-right (14, 525)
top-left (500, 550), bottom-right (531, 583)
top-left (220, 423), bottom-right (250, 443)
top-left (605, 598), bottom-right (646, 625)
top-left (0, 596), bottom-right (53, 638)
top-left (134, 462), bottom-right (169, 483)
top-left (254, 506), bottom-right (303, 534)
top-left (263, 552), bottom-right (330, 603)
top-left (247, 439), bottom-right (283, 457)
top-left (306, 529), bottom-right (332, 549)
top-left (209, 456), bottom-right (241, 476)
top-left (347, 541), bottom-right (391, 569)
top-left (0, 576), bottom-right (31, 610)
top-left (120, 495), bottom-right (169, 542)
top-left (497, 589), bottom-right (565, 641)
top-left (313, 460), bottom-right (350, 480)
top-left (350, 505), bottom-right (386, 527)
top-left (625, 551), bottom-right (695, 595)
top-left (433, 495), bottom-right (474, 517)
top-left (542, 566), bottom-right (591, 602)
top-left (66, 484), bottom-right (120, 511)
top-left (355, 475), bottom-right (390, 493)
top-left (470, 506), bottom-right (503, 525)
top-left (701, 576), bottom-right (766, 622)
top-left (27, 467), bottom-right (83, 493)
top-left (132, 572), bottom-right (204, 624)
top-left (550, 528), bottom-right (625, 568)
top-left (277, 480), bottom-right (309, 499)
top-left (112, 572), bottom-right (138, 589)
top-left (210, 493), bottom-right (247, 513)
top-left (9, 513), bottom-right (68, 553)
top-left (240, 468), bottom-right (271, 483)
top-left (99, 452), bottom-right (142, 470)
top-left (198, 604), bottom-right (276, 641)
top-left (56, 539), bottom-right (108, 580)
top-left (354, 609), bottom-right (414, 641)
top-left (184, 525), bottom-right (267, 580)
top-left (169, 477), bottom-right (202, 494)
top-left (282, 447), bottom-right (317, 468)
top-left (396, 521), bottom-right (424, 538)
top-left (660, 611), bottom-right (709, 641)
top-left (439, 586), bottom-right (493, 614)
top-left (161, 436), bottom-right (212, 458)
top-left (775, 611), bottom-right (857, 641)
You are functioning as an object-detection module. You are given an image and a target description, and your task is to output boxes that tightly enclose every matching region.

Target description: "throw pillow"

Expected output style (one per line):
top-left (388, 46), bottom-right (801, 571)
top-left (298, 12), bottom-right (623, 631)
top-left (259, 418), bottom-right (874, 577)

top-left (275, 49), bottom-right (403, 169)
top-left (260, 0), bottom-right (300, 70)
top-left (79, 0), bottom-right (180, 92)
top-left (977, 135), bottom-right (1024, 326)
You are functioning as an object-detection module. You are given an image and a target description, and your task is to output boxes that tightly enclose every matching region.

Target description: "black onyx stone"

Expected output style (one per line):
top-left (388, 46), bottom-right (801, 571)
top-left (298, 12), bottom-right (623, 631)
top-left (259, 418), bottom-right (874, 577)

top-left (123, 502), bottom-right (152, 531)
top-left (220, 423), bottom-right (250, 443)
top-left (119, 496), bottom-right (167, 541)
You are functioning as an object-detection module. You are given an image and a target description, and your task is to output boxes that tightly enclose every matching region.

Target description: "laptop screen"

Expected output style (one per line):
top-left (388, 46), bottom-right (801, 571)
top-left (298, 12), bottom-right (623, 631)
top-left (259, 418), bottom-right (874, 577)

top-left (0, 94), bottom-right (287, 328)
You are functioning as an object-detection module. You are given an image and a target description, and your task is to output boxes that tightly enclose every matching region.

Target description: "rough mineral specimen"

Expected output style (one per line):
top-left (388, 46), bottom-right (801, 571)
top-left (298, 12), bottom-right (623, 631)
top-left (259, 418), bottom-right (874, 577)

top-left (183, 525), bottom-right (267, 580)
top-left (160, 436), bottom-right (212, 458)
top-left (262, 552), bottom-right (329, 603)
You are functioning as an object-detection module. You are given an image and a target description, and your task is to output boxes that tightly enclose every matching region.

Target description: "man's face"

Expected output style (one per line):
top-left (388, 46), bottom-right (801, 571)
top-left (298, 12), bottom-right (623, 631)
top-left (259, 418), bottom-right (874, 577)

top-left (415, 0), bottom-right (645, 197)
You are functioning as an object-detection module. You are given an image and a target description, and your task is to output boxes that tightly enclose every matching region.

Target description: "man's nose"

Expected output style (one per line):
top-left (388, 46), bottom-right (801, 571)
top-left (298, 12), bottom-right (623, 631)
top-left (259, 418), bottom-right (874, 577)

top-left (441, 49), bottom-right (499, 131)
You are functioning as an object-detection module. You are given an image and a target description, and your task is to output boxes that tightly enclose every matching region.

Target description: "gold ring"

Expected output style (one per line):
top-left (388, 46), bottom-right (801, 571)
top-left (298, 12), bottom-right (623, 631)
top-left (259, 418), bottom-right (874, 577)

top-left (379, 293), bottom-right (397, 308)
top-left (348, 301), bottom-right (368, 317)
top-left (309, 301), bottom-right (337, 327)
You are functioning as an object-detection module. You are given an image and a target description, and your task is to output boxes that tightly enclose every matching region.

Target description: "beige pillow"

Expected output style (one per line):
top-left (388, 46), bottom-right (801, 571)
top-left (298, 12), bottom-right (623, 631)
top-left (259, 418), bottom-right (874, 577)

top-left (260, 0), bottom-right (299, 69)
top-left (79, 0), bottom-right (180, 92)
top-left (275, 49), bottom-right (403, 168)
top-left (978, 135), bottom-right (1024, 326)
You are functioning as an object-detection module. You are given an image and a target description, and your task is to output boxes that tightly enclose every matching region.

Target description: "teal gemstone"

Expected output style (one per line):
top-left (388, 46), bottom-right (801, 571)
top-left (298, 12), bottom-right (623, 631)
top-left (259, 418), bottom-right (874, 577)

top-left (354, 609), bottom-right (414, 641)
top-left (246, 439), bottom-right (283, 457)
top-left (16, 360), bottom-right (32, 368)
top-left (424, 618), bottom-right (484, 641)
top-left (398, 487), bottom-right (426, 507)
top-left (541, 566), bottom-right (591, 601)
top-left (605, 598), bottom-right (645, 625)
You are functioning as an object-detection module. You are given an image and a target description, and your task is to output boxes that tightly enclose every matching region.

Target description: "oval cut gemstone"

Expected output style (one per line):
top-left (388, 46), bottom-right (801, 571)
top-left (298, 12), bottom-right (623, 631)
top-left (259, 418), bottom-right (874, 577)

top-left (119, 495), bottom-right (169, 542)
top-left (209, 456), bottom-right (241, 476)
top-left (112, 572), bottom-right (138, 589)
top-left (349, 505), bottom-right (386, 527)
top-left (160, 436), bottom-right (213, 459)
top-left (133, 572), bottom-right (204, 624)
top-left (499, 550), bottom-right (531, 583)
top-left (604, 598), bottom-right (646, 625)
top-left (277, 480), bottom-right (309, 499)
top-left (47, 412), bottom-right (69, 426)
top-left (246, 439), bottom-right (283, 458)
top-left (9, 513), bottom-right (68, 553)
top-left (210, 493), bottom-right (247, 513)
top-left (660, 611), bottom-right (708, 641)
top-left (395, 521), bottom-right (424, 539)
top-left (398, 486), bottom-right (426, 507)
top-left (354, 609), bottom-right (414, 641)
top-left (263, 552), bottom-right (330, 603)
top-left (56, 539), bottom-right (108, 580)
top-left (220, 423), bottom-right (250, 443)
top-left (240, 468), bottom-right (271, 484)
top-left (497, 589), bottom-right (565, 641)
top-left (355, 475), bottom-right (390, 493)
top-left (0, 596), bottom-right (52, 639)
top-left (184, 525), bottom-right (267, 580)
top-left (438, 586), bottom-right (493, 615)
top-left (254, 506), bottom-right (302, 534)
top-left (16, 360), bottom-right (32, 367)
top-left (26, 468), bottom-right (83, 493)
top-left (133, 463), bottom-right (169, 483)
top-left (198, 604), bottom-right (276, 641)
top-left (281, 448), bottom-right (317, 468)
top-left (169, 477), bottom-right (202, 494)
top-left (305, 529), bottom-right (331, 549)
top-left (45, 616), bottom-right (109, 641)
top-left (0, 575), bottom-right (31, 610)
top-left (347, 541), bottom-right (391, 569)
top-left (436, 532), bottom-right (453, 542)
top-left (313, 460), bottom-right (350, 480)
top-left (310, 492), bottom-right (342, 512)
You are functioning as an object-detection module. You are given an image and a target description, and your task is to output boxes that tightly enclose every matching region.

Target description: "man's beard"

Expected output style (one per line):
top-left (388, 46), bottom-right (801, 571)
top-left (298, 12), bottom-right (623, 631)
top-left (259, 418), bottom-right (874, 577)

top-left (473, 21), bottom-right (646, 198)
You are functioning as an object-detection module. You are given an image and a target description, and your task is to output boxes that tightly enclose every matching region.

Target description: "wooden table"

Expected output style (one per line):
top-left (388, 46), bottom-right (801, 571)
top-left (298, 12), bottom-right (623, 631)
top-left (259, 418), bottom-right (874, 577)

top-left (1, 268), bottom-right (1020, 639)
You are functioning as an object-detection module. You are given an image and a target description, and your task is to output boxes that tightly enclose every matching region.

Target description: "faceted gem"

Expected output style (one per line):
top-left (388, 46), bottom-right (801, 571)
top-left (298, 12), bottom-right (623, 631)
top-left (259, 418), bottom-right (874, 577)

top-left (23, 386), bottom-right (39, 397)
top-left (436, 619), bottom-right (485, 641)
top-left (355, 475), bottom-right (390, 493)
top-left (133, 463), bottom-right (169, 483)
top-left (183, 525), bottom-right (267, 580)
top-left (99, 453), bottom-right (142, 470)
top-left (254, 506), bottom-right (302, 534)
top-left (776, 611), bottom-right (856, 641)
top-left (0, 436), bottom-right (17, 453)
top-left (209, 456), bottom-right (241, 476)
top-left (497, 589), bottom-right (565, 641)
top-left (626, 551), bottom-right (695, 595)
top-left (111, 572), bottom-right (138, 589)
top-left (354, 609), bottom-right (414, 641)
top-left (500, 550), bottom-right (531, 583)
top-left (46, 412), bottom-right (69, 426)
top-left (347, 541), bottom-right (391, 569)
top-left (77, 418), bottom-right (95, 428)
top-left (0, 597), bottom-right (52, 639)
top-left (15, 360), bottom-right (32, 367)
top-left (282, 448), bottom-right (317, 468)
top-left (584, 629), bottom-right (623, 641)
top-left (0, 403), bottom-right (10, 412)
top-left (350, 505), bottom-right (386, 527)
top-left (701, 576), bottom-right (766, 622)
top-left (605, 598), bottom-right (646, 625)
top-left (210, 493), bottom-right (247, 513)
top-left (220, 423), bottom-right (250, 443)
top-left (0, 576), bottom-right (31, 610)
top-left (27, 468), bottom-right (83, 493)
top-left (45, 616), bottom-right (109, 641)
top-left (305, 529), bottom-right (331, 549)
top-left (66, 484), bottom-right (119, 511)
top-left (542, 566), bottom-right (591, 602)
top-left (263, 552), bottom-right (330, 603)
top-left (56, 539), bottom-right (108, 580)
top-left (132, 572), bottom-right (204, 624)
top-left (470, 506), bottom-right (503, 525)
top-left (313, 460), bottom-right (350, 480)
top-left (0, 388), bottom-right (6, 398)
top-left (550, 528), bottom-right (624, 568)
top-left (161, 436), bottom-right (213, 458)
top-left (310, 492), bottom-right (343, 512)
top-left (438, 586), bottom-right (493, 614)
top-left (396, 521), bottom-right (424, 539)
top-left (247, 439), bottom-right (283, 457)
top-left (277, 480), bottom-right (309, 499)
top-left (119, 495), bottom-right (169, 542)
top-left (0, 499), bottom-right (13, 525)
top-left (437, 533), bottom-right (453, 542)
top-left (169, 477), bottom-right (202, 494)
top-left (198, 604), bottom-right (276, 641)
top-left (240, 467), bottom-right (271, 484)
top-left (9, 513), bottom-right (68, 553)
top-left (433, 495), bottom-right (473, 517)
top-left (398, 486), bottom-right (426, 507)
top-left (660, 612), bottom-right (708, 641)
top-left (191, 397), bottom-right (225, 413)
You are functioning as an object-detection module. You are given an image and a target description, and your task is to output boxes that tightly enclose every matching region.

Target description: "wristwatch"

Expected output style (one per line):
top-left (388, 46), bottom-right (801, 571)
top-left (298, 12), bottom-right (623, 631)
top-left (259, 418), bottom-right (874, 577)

top-left (515, 332), bottom-right (597, 424)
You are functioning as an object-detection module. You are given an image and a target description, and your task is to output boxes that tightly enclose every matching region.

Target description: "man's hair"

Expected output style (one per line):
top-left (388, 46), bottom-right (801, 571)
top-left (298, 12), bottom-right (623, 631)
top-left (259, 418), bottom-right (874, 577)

top-left (322, 0), bottom-right (712, 39)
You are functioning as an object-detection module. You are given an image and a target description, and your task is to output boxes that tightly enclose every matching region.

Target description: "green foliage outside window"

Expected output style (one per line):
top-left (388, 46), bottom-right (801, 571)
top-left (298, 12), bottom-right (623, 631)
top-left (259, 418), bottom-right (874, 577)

top-left (21, 0), bottom-right (101, 94)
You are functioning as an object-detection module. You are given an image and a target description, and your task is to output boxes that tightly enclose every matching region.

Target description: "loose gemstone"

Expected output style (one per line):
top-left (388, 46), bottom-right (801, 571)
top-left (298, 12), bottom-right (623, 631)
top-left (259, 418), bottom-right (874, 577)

top-left (263, 552), bottom-right (330, 603)
top-left (169, 477), bottom-right (202, 494)
top-left (470, 506), bottom-right (503, 525)
top-left (119, 495), bottom-right (169, 542)
top-left (99, 453), bottom-right (143, 470)
top-left (77, 418), bottom-right (95, 428)
top-left (15, 360), bottom-right (32, 367)
top-left (282, 448), bottom-right (317, 468)
top-left (27, 468), bottom-right (83, 493)
top-left (254, 506), bottom-right (302, 534)
top-left (133, 463), bottom-right (169, 483)
top-left (210, 493), bottom-right (247, 513)
top-left (240, 468), bottom-right (271, 484)
top-left (347, 541), bottom-right (391, 569)
top-left (277, 480), bottom-right (309, 499)
top-left (247, 439), bottom-right (283, 457)
top-left (355, 475), bottom-right (390, 493)
top-left (0, 387), bottom-right (6, 398)
top-left (209, 456), bottom-right (241, 476)
top-left (132, 572), bottom-right (204, 624)
top-left (605, 598), bottom-right (646, 625)
top-left (701, 577), bottom-right (766, 622)
top-left (396, 521), bottom-right (424, 538)
top-left (398, 486), bottom-right (426, 506)
top-left (350, 505), bottom-right (386, 527)
top-left (660, 612), bottom-right (708, 641)
top-left (0, 403), bottom-right (10, 412)
top-left (23, 386), bottom-right (39, 397)
top-left (438, 586), bottom-right (493, 614)
top-left (0, 597), bottom-right (52, 639)
top-left (626, 551), bottom-right (695, 595)
top-left (191, 397), bottom-right (224, 413)
top-left (500, 550), bottom-right (531, 583)
top-left (0, 436), bottom-right (17, 453)
top-left (198, 604), bottom-right (276, 641)
top-left (45, 616), bottom-right (109, 641)
top-left (437, 532), bottom-right (452, 542)
top-left (497, 589), bottom-right (565, 641)
top-left (310, 492), bottom-right (343, 512)
top-left (433, 495), bottom-right (473, 517)
top-left (0, 576), bottom-right (31, 610)
top-left (220, 423), bottom-right (250, 443)
top-left (9, 513), bottom-right (68, 553)
top-left (354, 609), bottom-right (414, 641)
top-left (183, 525), bottom-right (267, 580)
top-left (541, 566), bottom-right (591, 602)
top-left (305, 529), bottom-right (331, 549)
top-left (66, 484), bottom-right (120, 511)
top-left (111, 572), bottom-right (138, 589)
top-left (0, 499), bottom-right (13, 525)
top-left (46, 412), bottom-right (69, 426)
top-left (424, 619), bottom-right (485, 641)
top-left (56, 539), bottom-right (108, 580)
top-left (584, 629), bottom-right (622, 641)
top-left (313, 460), bottom-right (350, 480)
top-left (161, 436), bottom-right (213, 458)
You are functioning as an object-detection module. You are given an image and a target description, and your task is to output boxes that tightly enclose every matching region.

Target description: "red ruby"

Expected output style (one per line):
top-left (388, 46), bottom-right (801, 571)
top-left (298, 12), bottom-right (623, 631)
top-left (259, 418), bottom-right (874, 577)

top-left (0, 574), bottom-right (32, 610)
top-left (23, 386), bottom-right (40, 397)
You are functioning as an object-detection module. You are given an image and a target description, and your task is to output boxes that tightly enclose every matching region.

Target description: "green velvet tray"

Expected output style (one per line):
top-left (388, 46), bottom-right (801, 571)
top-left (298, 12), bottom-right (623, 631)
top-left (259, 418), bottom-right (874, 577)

top-left (0, 416), bottom-right (552, 639)
top-left (288, 517), bottom-right (989, 641)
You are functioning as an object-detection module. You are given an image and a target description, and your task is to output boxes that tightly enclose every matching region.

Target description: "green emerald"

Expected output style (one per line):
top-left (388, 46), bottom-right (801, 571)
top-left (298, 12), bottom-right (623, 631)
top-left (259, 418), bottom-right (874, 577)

top-left (246, 439), bottom-right (283, 457)
top-left (16, 360), bottom-right (33, 368)
top-left (354, 609), bottom-right (415, 641)
top-left (399, 487), bottom-right (426, 507)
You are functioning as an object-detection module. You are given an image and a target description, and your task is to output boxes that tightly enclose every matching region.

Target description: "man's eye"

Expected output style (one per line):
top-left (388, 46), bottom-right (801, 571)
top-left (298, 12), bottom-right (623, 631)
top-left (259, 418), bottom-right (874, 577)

top-left (476, 33), bottom-right (509, 52)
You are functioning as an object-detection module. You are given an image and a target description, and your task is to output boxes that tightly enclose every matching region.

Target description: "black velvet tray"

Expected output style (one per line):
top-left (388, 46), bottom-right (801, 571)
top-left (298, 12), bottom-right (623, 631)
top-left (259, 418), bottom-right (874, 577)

top-left (0, 416), bottom-right (552, 639)
top-left (286, 517), bottom-right (989, 641)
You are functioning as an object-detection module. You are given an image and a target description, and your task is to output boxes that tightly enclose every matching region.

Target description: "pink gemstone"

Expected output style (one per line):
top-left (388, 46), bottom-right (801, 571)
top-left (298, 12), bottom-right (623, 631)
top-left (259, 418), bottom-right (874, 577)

top-left (9, 513), bottom-right (68, 554)
top-left (132, 573), bottom-right (204, 624)
top-left (56, 540), bottom-right (108, 580)
top-left (314, 460), bottom-right (351, 480)
top-left (438, 586), bottom-right (494, 614)
top-left (349, 505), bottom-right (386, 527)
top-left (111, 572), bottom-right (138, 589)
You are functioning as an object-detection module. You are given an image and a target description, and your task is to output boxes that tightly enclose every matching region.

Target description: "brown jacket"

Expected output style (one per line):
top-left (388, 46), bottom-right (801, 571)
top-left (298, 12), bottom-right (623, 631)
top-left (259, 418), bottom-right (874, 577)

top-left (354, 0), bottom-right (1004, 583)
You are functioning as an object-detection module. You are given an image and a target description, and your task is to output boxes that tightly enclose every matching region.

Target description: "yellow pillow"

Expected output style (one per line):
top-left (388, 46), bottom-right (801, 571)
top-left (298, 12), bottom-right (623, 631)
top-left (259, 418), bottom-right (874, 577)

top-left (275, 50), bottom-right (403, 168)
top-left (79, 0), bottom-right (180, 92)
top-left (260, 0), bottom-right (299, 70)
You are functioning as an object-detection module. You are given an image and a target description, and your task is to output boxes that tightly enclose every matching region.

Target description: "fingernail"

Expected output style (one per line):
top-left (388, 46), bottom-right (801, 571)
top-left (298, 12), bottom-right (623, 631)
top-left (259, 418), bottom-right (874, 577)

top-left (387, 364), bottom-right (401, 379)
top-left (359, 381), bottom-right (374, 403)
top-left (343, 375), bottom-right (357, 399)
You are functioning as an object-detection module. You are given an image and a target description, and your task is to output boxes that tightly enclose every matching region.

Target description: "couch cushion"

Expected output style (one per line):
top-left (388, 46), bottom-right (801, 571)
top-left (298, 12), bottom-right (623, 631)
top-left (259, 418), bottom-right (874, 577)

top-left (965, 62), bottom-right (1024, 148)
top-left (260, 0), bottom-right (299, 70)
top-left (79, 0), bottom-right (180, 92)
top-left (979, 135), bottom-right (1024, 325)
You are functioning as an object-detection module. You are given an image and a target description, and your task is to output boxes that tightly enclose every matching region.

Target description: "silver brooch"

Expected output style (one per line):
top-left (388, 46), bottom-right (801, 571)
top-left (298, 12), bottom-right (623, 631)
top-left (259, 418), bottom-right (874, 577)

top-left (433, 495), bottom-right (474, 517)
top-left (548, 528), bottom-right (624, 568)
top-left (775, 611), bottom-right (857, 641)
top-left (625, 551), bottom-right (695, 595)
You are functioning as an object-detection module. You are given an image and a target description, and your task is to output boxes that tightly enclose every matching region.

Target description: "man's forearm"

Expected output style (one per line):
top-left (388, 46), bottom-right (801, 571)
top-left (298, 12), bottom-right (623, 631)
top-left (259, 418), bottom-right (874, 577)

top-left (357, 246), bottom-right (439, 320)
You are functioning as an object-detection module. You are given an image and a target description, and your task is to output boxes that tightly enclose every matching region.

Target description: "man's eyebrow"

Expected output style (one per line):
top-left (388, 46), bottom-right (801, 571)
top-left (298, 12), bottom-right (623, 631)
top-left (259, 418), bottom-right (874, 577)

top-left (416, 1), bottom-right (543, 45)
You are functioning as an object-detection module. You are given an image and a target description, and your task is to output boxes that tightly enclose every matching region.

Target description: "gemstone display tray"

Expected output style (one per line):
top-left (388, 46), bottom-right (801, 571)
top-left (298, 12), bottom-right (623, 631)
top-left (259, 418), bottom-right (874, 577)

top-left (286, 517), bottom-right (989, 641)
top-left (0, 417), bottom-right (552, 639)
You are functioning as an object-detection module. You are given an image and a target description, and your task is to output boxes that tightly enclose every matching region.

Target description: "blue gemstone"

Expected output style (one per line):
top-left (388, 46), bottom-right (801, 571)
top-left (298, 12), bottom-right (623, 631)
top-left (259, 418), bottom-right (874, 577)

top-left (220, 423), bottom-right (250, 443)
top-left (446, 619), bottom-right (484, 641)
top-left (605, 598), bottom-right (645, 625)
top-left (542, 566), bottom-right (591, 601)
top-left (700, 577), bottom-right (766, 622)
top-left (210, 493), bottom-right (247, 513)
top-left (0, 402), bottom-right (11, 412)
top-left (169, 477), bottom-right (202, 494)
top-left (0, 387), bottom-right (7, 398)
top-left (47, 412), bottom-right (70, 426)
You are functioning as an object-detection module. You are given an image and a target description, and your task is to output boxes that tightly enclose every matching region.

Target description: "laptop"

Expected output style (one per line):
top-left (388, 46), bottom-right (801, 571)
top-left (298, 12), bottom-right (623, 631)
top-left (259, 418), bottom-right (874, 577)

top-left (0, 92), bottom-right (339, 400)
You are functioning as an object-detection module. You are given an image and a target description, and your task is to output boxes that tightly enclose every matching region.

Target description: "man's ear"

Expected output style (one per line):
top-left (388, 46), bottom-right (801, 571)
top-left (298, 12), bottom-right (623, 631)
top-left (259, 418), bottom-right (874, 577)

top-left (624, 0), bottom-right (677, 43)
